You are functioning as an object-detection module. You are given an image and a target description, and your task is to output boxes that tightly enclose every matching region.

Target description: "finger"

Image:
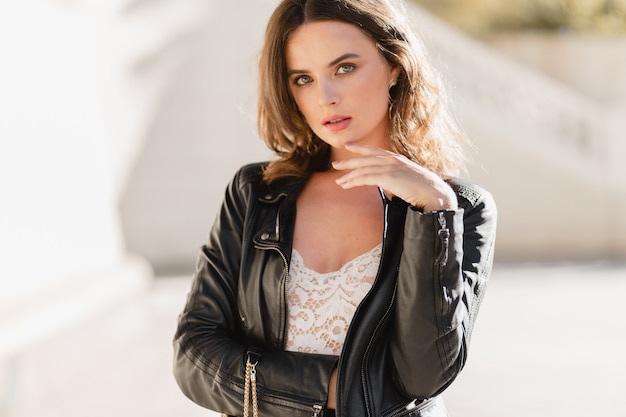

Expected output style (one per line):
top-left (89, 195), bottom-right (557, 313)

top-left (335, 169), bottom-right (396, 200)
top-left (335, 164), bottom-right (397, 188)
top-left (332, 155), bottom-right (390, 171)
top-left (333, 150), bottom-right (407, 171)
top-left (344, 142), bottom-right (394, 156)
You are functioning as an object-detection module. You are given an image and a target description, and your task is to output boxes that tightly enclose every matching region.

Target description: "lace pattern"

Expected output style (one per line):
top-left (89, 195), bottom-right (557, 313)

top-left (285, 244), bottom-right (382, 356)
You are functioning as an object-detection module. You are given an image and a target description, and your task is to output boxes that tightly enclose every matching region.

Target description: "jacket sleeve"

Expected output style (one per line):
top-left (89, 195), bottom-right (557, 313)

top-left (172, 167), bottom-right (337, 417)
top-left (389, 182), bottom-right (497, 399)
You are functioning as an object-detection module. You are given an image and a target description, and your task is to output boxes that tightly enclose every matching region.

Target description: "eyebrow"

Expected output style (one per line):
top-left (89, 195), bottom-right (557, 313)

top-left (287, 53), bottom-right (361, 76)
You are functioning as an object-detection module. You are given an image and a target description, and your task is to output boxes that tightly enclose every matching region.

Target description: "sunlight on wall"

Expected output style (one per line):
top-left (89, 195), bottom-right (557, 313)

top-left (0, 2), bottom-right (123, 294)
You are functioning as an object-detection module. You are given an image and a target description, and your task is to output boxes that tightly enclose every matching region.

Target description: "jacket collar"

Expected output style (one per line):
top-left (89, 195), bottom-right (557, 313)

top-left (251, 177), bottom-right (305, 250)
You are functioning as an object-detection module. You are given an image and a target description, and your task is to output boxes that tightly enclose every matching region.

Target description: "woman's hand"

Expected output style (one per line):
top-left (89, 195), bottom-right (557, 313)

top-left (332, 143), bottom-right (458, 212)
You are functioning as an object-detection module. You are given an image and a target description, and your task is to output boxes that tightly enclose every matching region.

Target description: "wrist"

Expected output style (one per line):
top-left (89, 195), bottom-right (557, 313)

top-left (422, 191), bottom-right (458, 212)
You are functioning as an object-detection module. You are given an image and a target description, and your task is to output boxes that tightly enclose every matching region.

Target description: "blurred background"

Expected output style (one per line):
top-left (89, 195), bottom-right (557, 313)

top-left (0, 0), bottom-right (624, 416)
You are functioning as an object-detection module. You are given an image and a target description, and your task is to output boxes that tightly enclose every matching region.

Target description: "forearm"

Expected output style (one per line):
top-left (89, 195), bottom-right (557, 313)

top-left (173, 248), bottom-right (338, 416)
top-left (390, 187), bottom-right (497, 399)
top-left (173, 326), bottom-right (338, 416)
top-left (390, 209), bottom-right (467, 399)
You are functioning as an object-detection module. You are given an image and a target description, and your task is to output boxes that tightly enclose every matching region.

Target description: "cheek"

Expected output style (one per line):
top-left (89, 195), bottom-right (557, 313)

top-left (356, 77), bottom-right (390, 116)
top-left (351, 65), bottom-right (390, 100)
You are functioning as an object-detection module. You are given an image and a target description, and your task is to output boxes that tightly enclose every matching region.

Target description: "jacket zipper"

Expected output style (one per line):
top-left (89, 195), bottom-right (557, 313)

top-left (274, 247), bottom-right (291, 349)
top-left (312, 404), bottom-right (323, 417)
top-left (270, 247), bottom-right (325, 417)
top-left (436, 211), bottom-right (452, 335)
top-left (386, 398), bottom-right (431, 417)
top-left (359, 196), bottom-right (395, 417)
top-left (436, 211), bottom-right (449, 266)
top-left (361, 210), bottom-right (449, 417)
top-left (249, 245), bottom-right (327, 416)
top-left (255, 244), bottom-right (291, 348)
top-left (361, 281), bottom-right (397, 417)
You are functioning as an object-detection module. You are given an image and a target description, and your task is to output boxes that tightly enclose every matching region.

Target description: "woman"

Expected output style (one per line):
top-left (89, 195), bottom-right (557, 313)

top-left (173, 0), bottom-right (497, 416)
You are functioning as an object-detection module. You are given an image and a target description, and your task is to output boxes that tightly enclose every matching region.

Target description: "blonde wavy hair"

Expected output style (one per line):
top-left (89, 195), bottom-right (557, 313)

top-left (258, 0), bottom-right (469, 183)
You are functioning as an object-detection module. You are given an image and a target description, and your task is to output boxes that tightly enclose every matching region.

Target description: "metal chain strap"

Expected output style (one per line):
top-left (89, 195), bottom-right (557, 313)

top-left (243, 358), bottom-right (258, 417)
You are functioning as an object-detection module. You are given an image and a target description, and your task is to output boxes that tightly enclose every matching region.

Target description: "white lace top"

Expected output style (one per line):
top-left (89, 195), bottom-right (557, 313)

top-left (285, 243), bottom-right (382, 356)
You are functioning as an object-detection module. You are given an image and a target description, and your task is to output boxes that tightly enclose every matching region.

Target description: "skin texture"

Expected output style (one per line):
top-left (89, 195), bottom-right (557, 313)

top-left (285, 20), bottom-right (458, 409)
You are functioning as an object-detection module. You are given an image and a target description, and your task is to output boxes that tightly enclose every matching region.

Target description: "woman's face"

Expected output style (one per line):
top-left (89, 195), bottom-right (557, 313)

top-left (285, 20), bottom-right (399, 160)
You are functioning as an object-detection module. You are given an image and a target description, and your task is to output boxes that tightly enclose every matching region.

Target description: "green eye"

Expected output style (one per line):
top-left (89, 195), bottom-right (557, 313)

top-left (337, 64), bottom-right (355, 74)
top-left (295, 75), bottom-right (312, 86)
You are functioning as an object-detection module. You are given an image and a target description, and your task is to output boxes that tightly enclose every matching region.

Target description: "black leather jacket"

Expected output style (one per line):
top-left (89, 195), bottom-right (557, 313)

top-left (173, 162), bottom-right (497, 417)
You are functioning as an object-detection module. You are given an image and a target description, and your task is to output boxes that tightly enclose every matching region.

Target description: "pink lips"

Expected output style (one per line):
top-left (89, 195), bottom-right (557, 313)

top-left (322, 115), bottom-right (352, 132)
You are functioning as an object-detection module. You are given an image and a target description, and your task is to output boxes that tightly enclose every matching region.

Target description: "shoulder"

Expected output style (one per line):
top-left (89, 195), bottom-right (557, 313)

top-left (232, 162), bottom-right (268, 190)
top-left (228, 162), bottom-right (303, 203)
top-left (217, 163), bottom-right (269, 214)
top-left (234, 161), bottom-right (308, 199)
top-left (447, 178), bottom-right (497, 216)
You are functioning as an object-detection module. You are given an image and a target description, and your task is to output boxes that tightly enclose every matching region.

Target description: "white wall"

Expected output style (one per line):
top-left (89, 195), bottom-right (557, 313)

top-left (0, 1), bottom-right (152, 362)
top-left (118, 0), bottom-right (275, 274)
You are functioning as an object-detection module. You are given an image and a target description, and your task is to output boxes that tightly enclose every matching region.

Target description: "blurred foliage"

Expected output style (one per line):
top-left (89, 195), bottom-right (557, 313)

top-left (412, 0), bottom-right (626, 35)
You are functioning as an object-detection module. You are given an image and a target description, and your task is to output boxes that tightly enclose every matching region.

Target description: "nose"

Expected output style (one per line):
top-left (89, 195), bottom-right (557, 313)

top-left (317, 78), bottom-right (339, 107)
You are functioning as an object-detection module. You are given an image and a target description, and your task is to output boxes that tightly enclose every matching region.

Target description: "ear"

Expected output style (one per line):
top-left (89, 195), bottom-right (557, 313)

top-left (389, 65), bottom-right (401, 88)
